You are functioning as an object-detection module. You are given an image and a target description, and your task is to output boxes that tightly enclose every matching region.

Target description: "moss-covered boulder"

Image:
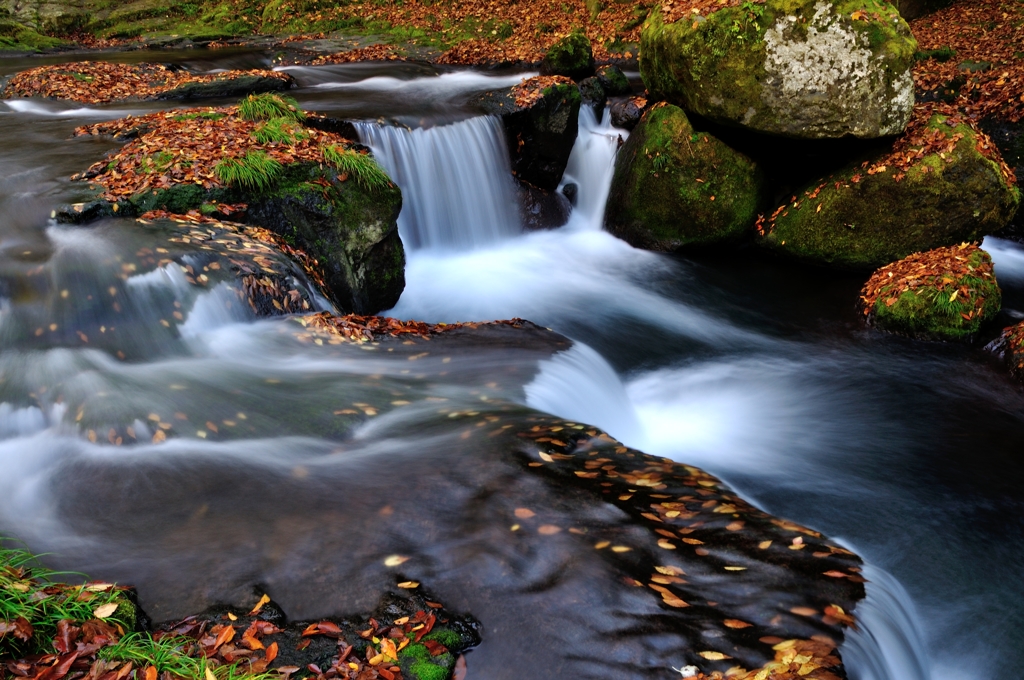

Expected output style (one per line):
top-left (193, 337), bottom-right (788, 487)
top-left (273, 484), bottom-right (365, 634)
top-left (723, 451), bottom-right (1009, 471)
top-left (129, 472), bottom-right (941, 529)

top-left (640, 0), bottom-right (917, 139)
top-left (860, 244), bottom-right (1001, 340)
top-left (605, 103), bottom-right (764, 250)
top-left (475, 76), bottom-right (582, 191)
top-left (758, 110), bottom-right (1021, 268)
top-left (540, 29), bottom-right (594, 80)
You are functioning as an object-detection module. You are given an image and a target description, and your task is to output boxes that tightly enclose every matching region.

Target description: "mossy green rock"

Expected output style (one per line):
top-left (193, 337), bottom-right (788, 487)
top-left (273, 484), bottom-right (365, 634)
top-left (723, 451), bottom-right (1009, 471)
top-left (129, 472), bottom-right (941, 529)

top-left (246, 162), bottom-right (404, 316)
top-left (605, 103), bottom-right (764, 250)
top-left (760, 114), bottom-right (1022, 268)
top-left (861, 245), bottom-right (1001, 341)
top-left (640, 0), bottom-right (917, 138)
top-left (541, 30), bottom-right (594, 80)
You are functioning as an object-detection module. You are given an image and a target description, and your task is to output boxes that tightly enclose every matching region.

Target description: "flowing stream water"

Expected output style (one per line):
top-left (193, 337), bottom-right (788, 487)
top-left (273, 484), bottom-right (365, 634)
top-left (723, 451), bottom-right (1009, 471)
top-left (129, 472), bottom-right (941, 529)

top-left (1, 54), bottom-right (1023, 679)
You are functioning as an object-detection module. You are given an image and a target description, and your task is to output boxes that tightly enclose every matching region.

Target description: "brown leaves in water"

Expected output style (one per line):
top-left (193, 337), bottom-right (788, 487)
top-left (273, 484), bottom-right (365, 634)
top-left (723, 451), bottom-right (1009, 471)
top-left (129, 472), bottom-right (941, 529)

top-left (3, 61), bottom-right (290, 105)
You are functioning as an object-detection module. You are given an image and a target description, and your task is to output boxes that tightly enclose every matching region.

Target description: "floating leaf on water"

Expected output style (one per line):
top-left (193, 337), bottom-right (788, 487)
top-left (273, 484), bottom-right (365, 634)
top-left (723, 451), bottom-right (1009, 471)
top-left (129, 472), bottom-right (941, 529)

top-left (397, 581), bottom-right (419, 589)
top-left (698, 651), bottom-right (730, 660)
top-left (723, 619), bottom-right (752, 629)
top-left (384, 555), bottom-right (410, 567)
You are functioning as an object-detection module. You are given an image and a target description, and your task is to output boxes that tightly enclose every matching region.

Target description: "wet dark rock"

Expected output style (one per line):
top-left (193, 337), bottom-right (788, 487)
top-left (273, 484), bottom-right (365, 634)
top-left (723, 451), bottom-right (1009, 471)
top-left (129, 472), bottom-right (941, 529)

top-left (577, 76), bottom-right (604, 105)
top-left (983, 116), bottom-right (1024, 241)
top-left (539, 29), bottom-right (594, 80)
top-left (608, 95), bottom-right (647, 130)
top-left (474, 78), bottom-right (581, 192)
top-left (560, 182), bottom-right (578, 206)
top-left (157, 73), bottom-right (293, 101)
top-left (244, 162), bottom-right (405, 316)
top-left (595, 64), bottom-right (631, 96)
top-left (159, 588), bottom-right (480, 680)
top-left (894, 0), bottom-right (953, 20)
top-left (517, 180), bottom-right (571, 231)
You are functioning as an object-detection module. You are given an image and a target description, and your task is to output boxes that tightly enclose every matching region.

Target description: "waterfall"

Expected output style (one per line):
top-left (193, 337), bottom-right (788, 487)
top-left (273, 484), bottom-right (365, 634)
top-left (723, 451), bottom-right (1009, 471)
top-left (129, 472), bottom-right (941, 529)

top-left (355, 116), bottom-right (522, 250)
top-left (841, 563), bottom-right (933, 680)
top-left (559, 105), bottom-right (626, 230)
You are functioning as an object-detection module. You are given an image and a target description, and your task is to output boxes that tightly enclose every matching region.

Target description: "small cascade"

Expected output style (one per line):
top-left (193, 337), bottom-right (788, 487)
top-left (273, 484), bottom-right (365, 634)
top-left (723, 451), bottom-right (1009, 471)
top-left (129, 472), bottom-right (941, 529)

top-left (559, 106), bottom-right (627, 230)
top-left (841, 563), bottom-right (933, 680)
top-left (355, 116), bottom-right (522, 250)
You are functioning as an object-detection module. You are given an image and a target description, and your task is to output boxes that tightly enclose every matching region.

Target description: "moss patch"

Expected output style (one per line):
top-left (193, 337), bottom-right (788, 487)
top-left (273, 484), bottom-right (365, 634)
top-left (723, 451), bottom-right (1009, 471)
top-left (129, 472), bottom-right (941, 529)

top-left (605, 102), bottom-right (764, 250)
top-left (639, 0), bottom-right (917, 138)
top-left (758, 111), bottom-right (1021, 268)
top-left (860, 243), bottom-right (1001, 340)
top-left (541, 28), bottom-right (595, 78)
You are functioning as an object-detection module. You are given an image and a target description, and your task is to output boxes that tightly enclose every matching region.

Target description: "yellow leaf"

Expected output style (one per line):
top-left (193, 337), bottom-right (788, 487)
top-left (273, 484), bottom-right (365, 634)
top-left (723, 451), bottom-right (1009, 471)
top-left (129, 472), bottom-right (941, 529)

top-left (397, 581), bottom-right (419, 589)
top-left (93, 602), bottom-right (119, 619)
top-left (205, 668), bottom-right (216, 680)
top-left (384, 555), bottom-right (410, 567)
top-left (699, 651), bottom-right (731, 660)
top-left (249, 593), bottom-right (271, 615)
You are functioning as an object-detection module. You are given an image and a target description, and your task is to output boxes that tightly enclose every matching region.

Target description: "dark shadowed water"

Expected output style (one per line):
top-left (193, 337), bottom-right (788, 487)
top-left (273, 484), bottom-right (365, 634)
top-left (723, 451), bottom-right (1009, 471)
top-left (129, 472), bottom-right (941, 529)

top-left (1, 52), bottom-right (1022, 680)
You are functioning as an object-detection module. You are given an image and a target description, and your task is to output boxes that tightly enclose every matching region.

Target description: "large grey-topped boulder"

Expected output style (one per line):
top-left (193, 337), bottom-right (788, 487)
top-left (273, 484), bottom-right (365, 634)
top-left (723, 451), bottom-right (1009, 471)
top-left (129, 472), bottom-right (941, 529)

top-left (640, 0), bottom-right (918, 139)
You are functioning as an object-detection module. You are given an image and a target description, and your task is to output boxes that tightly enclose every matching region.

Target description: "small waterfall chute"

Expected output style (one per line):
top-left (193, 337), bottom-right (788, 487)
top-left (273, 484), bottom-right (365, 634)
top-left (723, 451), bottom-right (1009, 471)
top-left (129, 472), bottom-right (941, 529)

top-left (355, 116), bottom-right (522, 250)
top-left (841, 562), bottom-right (933, 680)
top-left (559, 105), bottom-right (627, 230)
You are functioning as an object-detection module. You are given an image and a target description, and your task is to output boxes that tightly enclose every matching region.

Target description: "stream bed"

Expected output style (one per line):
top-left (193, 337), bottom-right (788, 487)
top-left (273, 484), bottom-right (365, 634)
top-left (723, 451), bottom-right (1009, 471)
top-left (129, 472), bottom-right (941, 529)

top-left (1, 51), bottom-right (1023, 680)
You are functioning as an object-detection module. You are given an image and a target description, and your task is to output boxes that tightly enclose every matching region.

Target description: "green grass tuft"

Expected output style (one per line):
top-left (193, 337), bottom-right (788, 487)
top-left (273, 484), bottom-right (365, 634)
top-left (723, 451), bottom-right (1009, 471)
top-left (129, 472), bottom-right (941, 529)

top-left (321, 145), bottom-right (392, 193)
top-left (215, 150), bottom-right (283, 191)
top-left (0, 540), bottom-right (133, 657)
top-left (251, 117), bottom-right (309, 145)
top-left (237, 93), bottom-right (305, 122)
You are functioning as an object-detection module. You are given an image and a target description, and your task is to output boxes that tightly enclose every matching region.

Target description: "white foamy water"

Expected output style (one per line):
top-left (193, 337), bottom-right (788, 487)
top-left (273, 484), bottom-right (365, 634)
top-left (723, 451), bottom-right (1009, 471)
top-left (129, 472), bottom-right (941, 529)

top-left (356, 115), bottom-right (522, 249)
top-left (2, 99), bottom-right (146, 119)
top-left (302, 69), bottom-right (534, 98)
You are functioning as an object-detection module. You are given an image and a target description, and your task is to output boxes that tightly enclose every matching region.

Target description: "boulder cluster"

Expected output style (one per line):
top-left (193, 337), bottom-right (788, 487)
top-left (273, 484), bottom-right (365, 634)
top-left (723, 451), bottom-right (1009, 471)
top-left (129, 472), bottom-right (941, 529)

top-left (597, 0), bottom-right (1021, 346)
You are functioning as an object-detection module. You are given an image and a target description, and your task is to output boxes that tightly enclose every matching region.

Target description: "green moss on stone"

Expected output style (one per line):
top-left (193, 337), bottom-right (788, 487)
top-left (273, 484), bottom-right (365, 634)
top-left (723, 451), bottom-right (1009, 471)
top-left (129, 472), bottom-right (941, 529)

top-left (541, 29), bottom-right (594, 79)
top-left (864, 248), bottom-right (1001, 340)
top-left (761, 115), bottom-right (1022, 268)
top-left (640, 0), bottom-right (917, 138)
top-left (605, 103), bottom-right (764, 250)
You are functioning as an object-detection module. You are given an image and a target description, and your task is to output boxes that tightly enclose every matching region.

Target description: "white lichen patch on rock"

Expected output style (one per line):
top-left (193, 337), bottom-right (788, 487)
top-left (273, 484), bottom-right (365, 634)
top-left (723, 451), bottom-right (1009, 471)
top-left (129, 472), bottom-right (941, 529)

top-left (762, 1), bottom-right (914, 137)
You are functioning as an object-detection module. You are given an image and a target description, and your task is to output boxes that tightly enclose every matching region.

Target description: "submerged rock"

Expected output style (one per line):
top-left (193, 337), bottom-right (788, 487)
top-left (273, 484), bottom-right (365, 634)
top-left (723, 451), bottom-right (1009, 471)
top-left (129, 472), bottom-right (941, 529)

top-left (639, 0), bottom-right (917, 139)
top-left (860, 243), bottom-right (1001, 341)
top-left (758, 107), bottom-right (1021, 268)
top-left (475, 76), bottom-right (582, 191)
top-left (539, 29), bottom-right (595, 80)
top-left (606, 103), bottom-right (764, 250)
